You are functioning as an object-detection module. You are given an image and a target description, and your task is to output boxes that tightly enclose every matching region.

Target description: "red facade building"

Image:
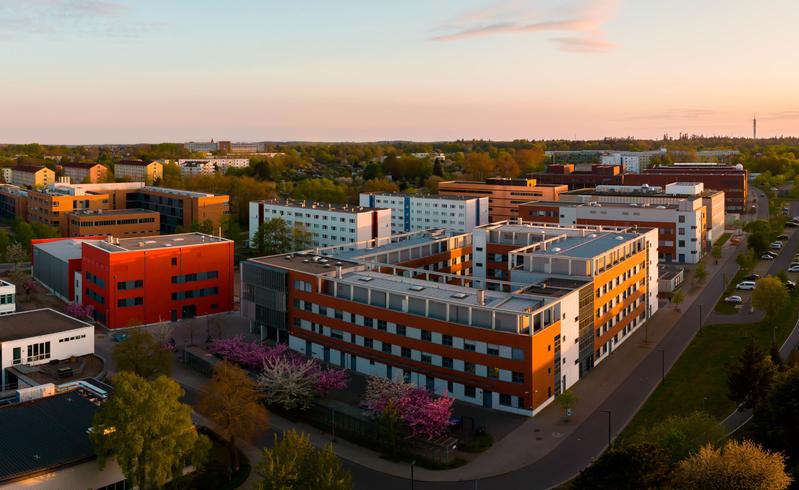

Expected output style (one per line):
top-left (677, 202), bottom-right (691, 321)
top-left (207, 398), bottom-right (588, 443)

top-left (80, 233), bottom-right (234, 329)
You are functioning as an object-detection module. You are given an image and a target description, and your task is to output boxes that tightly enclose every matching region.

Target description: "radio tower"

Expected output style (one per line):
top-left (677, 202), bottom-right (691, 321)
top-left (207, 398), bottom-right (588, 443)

top-left (753, 114), bottom-right (757, 140)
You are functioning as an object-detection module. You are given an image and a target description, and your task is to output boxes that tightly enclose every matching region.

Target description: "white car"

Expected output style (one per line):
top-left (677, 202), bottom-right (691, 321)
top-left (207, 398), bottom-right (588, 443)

top-left (770, 242), bottom-right (783, 250)
top-left (762, 253), bottom-right (776, 260)
top-left (724, 295), bottom-right (743, 304)
top-left (736, 281), bottom-right (757, 290)
top-left (789, 265), bottom-right (799, 273)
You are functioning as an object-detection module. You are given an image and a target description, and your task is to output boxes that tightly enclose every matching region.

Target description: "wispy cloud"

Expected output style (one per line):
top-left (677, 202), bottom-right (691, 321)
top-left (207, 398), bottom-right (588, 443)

top-left (0, 0), bottom-right (149, 40)
top-left (430, 0), bottom-right (620, 53)
top-left (760, 110), bottom-right (799, 121)
top-left (621, 109), bottom-right (719, 121)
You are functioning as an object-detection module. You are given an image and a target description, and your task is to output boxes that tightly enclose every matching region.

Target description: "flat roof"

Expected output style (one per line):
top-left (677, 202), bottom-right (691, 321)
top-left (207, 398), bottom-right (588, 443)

top-left (87, 233), bottom-right (230, 252)
top-left (0, 308), bottom-right (92, 343)
top-left (520, 277), bottom-right (590, 297)
top-left (489, 224), bottom-right (641, 258)
top-left (331, 233), bottom-right (447, 260)
top-left (251, 253), bottom-right (362, 274)
top-left (255, 199), bottom-right (385, 214)
top-left (534, 199), bottom-right (682, 211)
top-left (0, 392), bottom-right (99, 483)
top-left (139, 186), bottom-right (219, 198)
top-left (67, 208), bottom-right (159, 216)
top-left (33, 239), bottom-right (88, 262)
top-left (361, 192), bottom-right (477, 201)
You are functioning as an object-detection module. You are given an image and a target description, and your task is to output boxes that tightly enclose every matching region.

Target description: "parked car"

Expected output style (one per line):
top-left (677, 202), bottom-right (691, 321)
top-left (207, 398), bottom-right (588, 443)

top-left (762, 253), bottom-right (776, 260)
top-left (790, 262), bottom-right (799, 268)
top-left (770, 242), bottom-right (783, 250)
top-left (777, 234), bottom-right (789, 240)
top-left (786, 221), bottom-right (799, 228)
top-left (736, 281), bottom-right (757, 290)
top-left (789, 265), bottom-right (799, 273)
top-left (785, 280), bottom-right (796, 290)
top-left (724, 295), bottom-right (743, 304)
top-left (743, 273), bottom-right (761, 281)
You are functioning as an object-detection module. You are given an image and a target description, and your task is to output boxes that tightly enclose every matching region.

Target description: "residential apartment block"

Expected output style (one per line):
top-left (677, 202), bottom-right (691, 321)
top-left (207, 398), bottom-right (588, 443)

top-left (61, 163), bottom-right (108, 184)
top-left (625, 163), bottom-right (748, 213)
top-left (359, 193), bottom-right (488, 234)
top-left (11, 166), bottom-right (55, 189)
top-left (177, 158), bottom-right (249, 176)
top-left (241, 222), bottom-right (658, 415)
top-left (519, 183), bottom-right (723, 263)
top-left (67, 209), bottom-right (160, 238)
top-left (249, 200), bottom-right (392, 249)
top-left (0, 185), bottom-right (28, 220)
top-left (1, 168), bottom-right (11, 183)
top-left (114, 160), bottom-right (162, 184)
top-left (438, 179), bottom-right (567, 222)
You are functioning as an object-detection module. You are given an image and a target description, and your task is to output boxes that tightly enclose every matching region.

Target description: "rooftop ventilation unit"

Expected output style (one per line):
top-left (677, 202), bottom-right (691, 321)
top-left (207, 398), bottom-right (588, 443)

top-left (409, 285), bottom-right (425, 291)
top-left (616, 236), bottom-right (625, 240)
top-left (451, 293), bottom-right (468, 299)
top-left (358, 276), bottom-right (373, 282)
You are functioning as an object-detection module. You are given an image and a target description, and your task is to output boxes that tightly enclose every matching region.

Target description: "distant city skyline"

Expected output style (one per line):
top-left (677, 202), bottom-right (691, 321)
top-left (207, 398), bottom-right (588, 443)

top-left (1, 0), bottom-right (799, 143)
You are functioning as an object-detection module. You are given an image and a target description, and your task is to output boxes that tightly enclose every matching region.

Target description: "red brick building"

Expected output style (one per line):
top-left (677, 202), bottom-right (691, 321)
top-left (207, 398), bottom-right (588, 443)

top-left (80, 233), bottom-right (234, 328)
top-left (529, 164), bottom-right (626, 190)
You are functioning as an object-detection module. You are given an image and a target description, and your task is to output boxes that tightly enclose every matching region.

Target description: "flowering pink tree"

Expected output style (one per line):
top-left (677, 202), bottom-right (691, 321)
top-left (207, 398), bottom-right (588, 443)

top-left (363, 376), bottom-right (454, 439)
top-left (65, 302), bottom-right (94, 320)
top-left (210, 337), bottom-right (349, 398)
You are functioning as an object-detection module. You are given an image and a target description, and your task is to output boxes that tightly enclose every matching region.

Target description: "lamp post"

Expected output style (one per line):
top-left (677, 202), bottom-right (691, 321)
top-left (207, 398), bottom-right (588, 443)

top-left (657, 349), bottom-right (665, 384)
top-left (410, 460), bottom-right (415, 490)
top-left (600, 410), bottom-right (612, 448)
top-left (699, 304), bottom-right (703, 332)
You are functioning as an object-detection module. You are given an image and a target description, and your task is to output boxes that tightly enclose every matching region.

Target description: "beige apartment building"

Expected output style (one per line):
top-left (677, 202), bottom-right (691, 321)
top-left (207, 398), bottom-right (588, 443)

top-left (61, 163), bottom-right (109, 184)
top-left (114, 160), bottom-right (163, 184)
top-left (11, 166), bottom-right (55, 189)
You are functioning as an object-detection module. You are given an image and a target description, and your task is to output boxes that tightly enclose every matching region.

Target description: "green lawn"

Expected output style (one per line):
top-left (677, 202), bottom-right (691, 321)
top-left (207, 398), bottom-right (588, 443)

top-left (623, 289), bottom-right (799, 439)
top-left (713, 268), bottom-right (751, 314)
top-left (715, 233), bottom-right (732, 248)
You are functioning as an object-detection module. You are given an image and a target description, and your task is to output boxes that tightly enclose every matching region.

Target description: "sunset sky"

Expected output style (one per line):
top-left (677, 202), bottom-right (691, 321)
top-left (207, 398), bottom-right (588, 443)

top-left (2, 0), bottom-right (798, 143)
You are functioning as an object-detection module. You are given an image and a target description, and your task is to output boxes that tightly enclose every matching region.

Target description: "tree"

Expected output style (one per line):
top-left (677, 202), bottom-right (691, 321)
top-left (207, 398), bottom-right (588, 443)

top-left (90, 372), bottom-right (210, 490)
top-left (112, 329), bottom-right (173, 380)
top-left (672, 289), bottom-right (684, 309)
top-left (694, 262), bottom-right (707, 283)
top-left (252, 218), bottom-right (295, 254)
top-left (432, 158), bottom-right (443, 177)
top-left (753, 276), bottom-right (789, 321)
top-left (494, 151), bottom-right (521, 178)
top-left (630, 412), bottom-right (725, 463)
top-left (198, 361), bottom-right (268, 472)
top-left (0, 229), bottom-right (9, 262)
top-left (711, 245), bottom-right (722, 263)
top-left (673, 440), bottom-right (791, 490)
top-left (7, 241), bottom-right (28, 271)
top-left (753, 367), bottom-right (799, 464)
top-left (362, 178), bottom-right (399, 193)
top-left (463, 152), bottom-right (495, 180)
top-left (727, 338), bottom-right (776, 410)
top-left (363, 376), bottom-right (454, 439)
top-left (572, 443), bottom-right (673, 490)
top-left (256, 429), bottom-right (351, 490)
top-left (257, 355), bottom-right (317, 410)
top-left (65, 302), bottom-right (94, 320)
top-left (12, 218), bottom-right (34, 248)
top-left (376, 401), bottom-right (402, 457)
top-left (362, 162), bottom-right (384, 181)
top-left (556, 390), bottom-right (577, 420)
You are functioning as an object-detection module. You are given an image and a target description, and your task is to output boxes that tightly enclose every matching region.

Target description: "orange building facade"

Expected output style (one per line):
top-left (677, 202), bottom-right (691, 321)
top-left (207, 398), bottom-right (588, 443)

top-left (242, 224), bottom-right (659, 416)
top-left (27, 190), bottom-right (112, 235)
top-left (439, 179), bottom-right (567, 222)
top-left (80, 233), bottom-right (234, 329)
top-left (67, 209), bottom-right (160, 238)
top-left (61, 163), bottom-right (108, 184)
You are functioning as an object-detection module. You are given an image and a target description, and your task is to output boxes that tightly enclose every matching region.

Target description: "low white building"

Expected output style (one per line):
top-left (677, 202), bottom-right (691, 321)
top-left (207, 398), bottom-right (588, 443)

top-left (0, 280), bottom-right (15, 315)
top-left (0, 309), bottom-right (94, 388)
top-left (177, 158), bottom-right (250, 176)
top-left (249, 200), bottom-right (391, 249)
top-left (1, 168), bottom-right (11, 184)
top-left (359, 193), bottom-right (489, 234)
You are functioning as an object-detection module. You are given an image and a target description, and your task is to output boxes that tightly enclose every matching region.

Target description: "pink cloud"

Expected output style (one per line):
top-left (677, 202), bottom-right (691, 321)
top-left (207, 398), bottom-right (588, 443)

top-left (430, 0), bottom-right (620, 53)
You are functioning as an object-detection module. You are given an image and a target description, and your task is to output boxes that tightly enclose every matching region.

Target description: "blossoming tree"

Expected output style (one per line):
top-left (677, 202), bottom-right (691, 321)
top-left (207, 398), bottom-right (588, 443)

top-left (363, 376), bottom-right (454, 439)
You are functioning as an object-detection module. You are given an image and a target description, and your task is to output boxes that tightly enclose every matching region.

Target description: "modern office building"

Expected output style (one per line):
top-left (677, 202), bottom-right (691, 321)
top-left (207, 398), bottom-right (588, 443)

top-left (0, 309), bottom-right (94, 388)
top-left (249, 199), bottom-right (392, 249)
top-left (27, 187), bottom-right (113, 235)
top-left (61, 163), bottom-right (108, 184)
top-left (0, 184), bottom-right (28, 220)
top-left (114, 160), bottom-right (162, 184)
top-left (438, 179), bottom-right (568, 222)
top-left (529, 164), bottom-right (626, 190)
top-left (518, 183), bottom-right (723, 263)
top-left (125, 187), bottom-right (230, 234)
top-left (79, 233), bottom-right (234, 328)
top-left (67, 208), bottom-right (161, 238)
top-left (11, 166), bottom-right (55, 189)
top-left (599, 149), bottom-right (668, 173)
top-left (32, 237), bottom-right (104, 303)
top-left (185, 141), bottom-right (220, 153)
top-left (625, 163), bottom-right (748, 213)
top-left (241, 222), bottom-right (658, 415)
top-left (359, 193), bottom-right (489, 234)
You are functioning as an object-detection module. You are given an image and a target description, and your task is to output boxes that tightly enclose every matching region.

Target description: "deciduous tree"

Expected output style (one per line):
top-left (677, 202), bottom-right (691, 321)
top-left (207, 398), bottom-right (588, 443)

top-left (257, 355), bottom-right (317, 410)
top-left (256, 429), bottom-right (351, 490)
top-left (198, 361), bottom-right (268, 472)
top-left (673, 440), bottom-right (791, 490)
top-left (572, 443), bottom-right (673, 490)
top-left (91, 372), bottom-right (210, 490)
top-left (630, 411), bottom-right (725, 463)
top-left (753, 276), bottom-right (789, 321)
top-left (112, 329), bottom-right (173, 379)
top-left (753, 367), bottom-right (799, 464)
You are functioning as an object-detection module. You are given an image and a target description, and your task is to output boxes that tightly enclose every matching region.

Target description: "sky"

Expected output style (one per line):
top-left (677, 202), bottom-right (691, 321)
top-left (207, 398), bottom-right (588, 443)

top-left (1, 0), bottom-right (799, 144)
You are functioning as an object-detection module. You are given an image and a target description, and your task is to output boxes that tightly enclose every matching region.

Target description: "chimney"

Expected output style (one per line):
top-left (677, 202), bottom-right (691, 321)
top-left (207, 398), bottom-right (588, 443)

top-left (477, 289), bottom-right (485, 306)
top-left (336, 265), bottom-right (342, 278)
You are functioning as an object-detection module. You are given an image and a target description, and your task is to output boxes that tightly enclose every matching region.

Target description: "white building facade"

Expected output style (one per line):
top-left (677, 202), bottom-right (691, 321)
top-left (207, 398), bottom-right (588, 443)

top-left (0, 280), bottom-right (15, 315)
top-left (359, 193), bottom-right (489, 235)
top-left (177, 158), bottom-right (250, 176)
top-left (249, 200), bottom-right (391, 249)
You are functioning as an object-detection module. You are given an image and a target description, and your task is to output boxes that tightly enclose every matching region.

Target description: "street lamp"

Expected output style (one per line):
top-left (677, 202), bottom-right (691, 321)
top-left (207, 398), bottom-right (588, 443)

top-left (410, 460), bottom-right (415, 490)
top-left (698, 304), bottom-right (703, 332)
top-left (600, 410), bottom-right (612, 448)
top-left (657, 349), bottom-right (665, 384)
